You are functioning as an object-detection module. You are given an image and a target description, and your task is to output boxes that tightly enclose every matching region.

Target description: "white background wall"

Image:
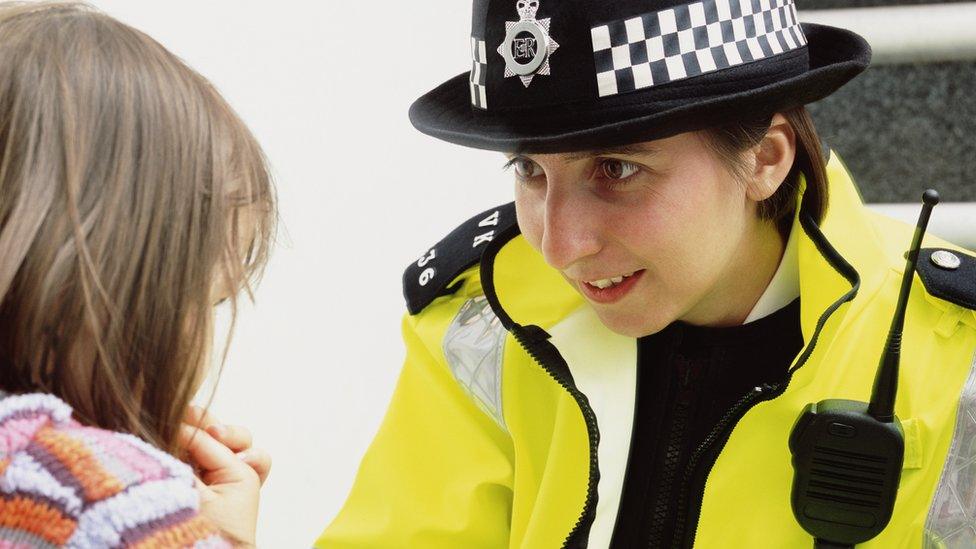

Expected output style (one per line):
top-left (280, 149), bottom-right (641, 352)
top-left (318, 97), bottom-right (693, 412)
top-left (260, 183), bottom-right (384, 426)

top-left (86, 1), bottom-right (512, 546)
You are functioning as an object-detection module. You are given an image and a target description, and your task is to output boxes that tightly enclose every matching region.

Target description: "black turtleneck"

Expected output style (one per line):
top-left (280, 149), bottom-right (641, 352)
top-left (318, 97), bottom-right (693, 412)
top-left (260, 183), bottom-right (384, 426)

top-left (609, 297), bottom-right (803, 548)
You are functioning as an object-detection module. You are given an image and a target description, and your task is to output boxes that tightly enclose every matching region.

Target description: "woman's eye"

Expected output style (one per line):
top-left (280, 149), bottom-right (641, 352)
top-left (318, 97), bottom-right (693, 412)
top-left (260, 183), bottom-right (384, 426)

top-left (600, 159), bottom-right (640, 180)
top-left (513, 158), bottom-right (543, 179)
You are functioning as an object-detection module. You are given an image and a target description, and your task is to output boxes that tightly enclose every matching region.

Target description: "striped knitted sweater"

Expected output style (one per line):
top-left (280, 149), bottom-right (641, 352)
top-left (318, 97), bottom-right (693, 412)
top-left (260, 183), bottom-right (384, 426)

top-left (0, 392), bottom-right (232, 548)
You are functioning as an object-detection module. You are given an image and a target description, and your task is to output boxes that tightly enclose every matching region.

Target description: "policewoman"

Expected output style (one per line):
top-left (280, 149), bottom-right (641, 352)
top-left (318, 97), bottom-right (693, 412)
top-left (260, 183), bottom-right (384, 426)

top-left (316, 0), bottom-right (976, 547)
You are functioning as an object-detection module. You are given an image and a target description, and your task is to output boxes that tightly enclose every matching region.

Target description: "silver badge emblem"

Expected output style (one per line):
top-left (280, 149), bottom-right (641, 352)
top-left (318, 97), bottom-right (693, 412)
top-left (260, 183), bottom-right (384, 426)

top-left (497, 0), bottom-right (559, 88)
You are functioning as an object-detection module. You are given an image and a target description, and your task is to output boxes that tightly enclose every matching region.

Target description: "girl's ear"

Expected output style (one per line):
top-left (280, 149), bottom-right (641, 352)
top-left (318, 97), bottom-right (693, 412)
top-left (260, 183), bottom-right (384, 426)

top-left (745, 113), bottom-right (797, 202)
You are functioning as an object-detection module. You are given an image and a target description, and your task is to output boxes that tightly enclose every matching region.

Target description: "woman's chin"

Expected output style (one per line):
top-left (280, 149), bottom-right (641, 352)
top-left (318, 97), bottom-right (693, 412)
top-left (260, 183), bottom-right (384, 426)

top-left (590, 307), bottom-right (673, 338)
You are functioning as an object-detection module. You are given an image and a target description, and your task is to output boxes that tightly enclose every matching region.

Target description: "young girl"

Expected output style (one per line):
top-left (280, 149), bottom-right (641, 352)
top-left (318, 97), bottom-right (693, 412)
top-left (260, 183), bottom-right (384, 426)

top-left (0, 2), bottom-right (276, 546)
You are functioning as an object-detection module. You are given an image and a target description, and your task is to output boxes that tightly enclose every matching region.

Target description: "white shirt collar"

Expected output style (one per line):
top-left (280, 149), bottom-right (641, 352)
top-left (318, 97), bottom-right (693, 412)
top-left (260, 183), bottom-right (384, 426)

top-left (743, 224), bottom-right (800, 323)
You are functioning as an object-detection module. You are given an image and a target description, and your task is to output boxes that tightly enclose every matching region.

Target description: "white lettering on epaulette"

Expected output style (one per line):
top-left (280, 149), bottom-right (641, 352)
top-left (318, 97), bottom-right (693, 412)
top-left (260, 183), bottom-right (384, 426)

top-left (418, 248), bottom-right (436, 267)
top-left (417, 248), bottom-right (437, 286)
top-left (479, 210), bottom-right (501, 227)
top-left (473, 231), bottom-right (495, 248)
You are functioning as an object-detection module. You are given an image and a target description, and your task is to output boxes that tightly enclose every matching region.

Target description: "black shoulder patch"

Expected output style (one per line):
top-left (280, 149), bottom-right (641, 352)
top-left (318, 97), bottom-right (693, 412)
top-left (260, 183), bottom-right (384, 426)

top-left (916, 248), bottom-right (976, 310)
top-left (403, 203), bottom-right (517, 315)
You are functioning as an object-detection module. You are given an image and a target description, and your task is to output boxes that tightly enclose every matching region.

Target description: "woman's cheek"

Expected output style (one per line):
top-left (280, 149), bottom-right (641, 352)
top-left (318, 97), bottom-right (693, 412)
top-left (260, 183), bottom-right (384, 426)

top-left (627, 195), bottom-right (691, 251)
top-left (515, 198), bottom-right (543, 251)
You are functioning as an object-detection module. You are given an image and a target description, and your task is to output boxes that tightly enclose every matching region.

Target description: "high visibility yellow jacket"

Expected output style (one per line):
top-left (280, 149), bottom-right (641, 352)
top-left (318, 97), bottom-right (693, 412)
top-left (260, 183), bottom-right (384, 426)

top-left (316, 153), bottom-right (976, 548)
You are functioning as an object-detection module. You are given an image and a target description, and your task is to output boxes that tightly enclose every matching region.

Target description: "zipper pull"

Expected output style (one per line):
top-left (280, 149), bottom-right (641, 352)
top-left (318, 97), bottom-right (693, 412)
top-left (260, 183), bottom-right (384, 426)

top-left (753, 383), bottom-right (780, 400)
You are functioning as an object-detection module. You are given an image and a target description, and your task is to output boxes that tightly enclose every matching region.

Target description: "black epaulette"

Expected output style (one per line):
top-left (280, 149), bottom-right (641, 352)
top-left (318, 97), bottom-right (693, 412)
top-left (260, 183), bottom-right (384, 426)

top-left (403, 203), bottom-right (517, 315)
top-left (915, 248), bottom-right (976, 310)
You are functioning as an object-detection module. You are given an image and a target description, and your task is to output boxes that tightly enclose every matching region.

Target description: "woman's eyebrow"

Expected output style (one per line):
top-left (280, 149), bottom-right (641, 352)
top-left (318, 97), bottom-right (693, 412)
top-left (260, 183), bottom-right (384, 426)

top-left (562, 145), bottom-right (656, 161)
top-left (503, 145), bottom-right (657, 166)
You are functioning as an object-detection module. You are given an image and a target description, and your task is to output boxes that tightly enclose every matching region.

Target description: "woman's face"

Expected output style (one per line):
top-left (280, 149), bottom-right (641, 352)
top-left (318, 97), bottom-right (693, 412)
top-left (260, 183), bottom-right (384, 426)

top-left (514, 130), bottom-right (778, 337)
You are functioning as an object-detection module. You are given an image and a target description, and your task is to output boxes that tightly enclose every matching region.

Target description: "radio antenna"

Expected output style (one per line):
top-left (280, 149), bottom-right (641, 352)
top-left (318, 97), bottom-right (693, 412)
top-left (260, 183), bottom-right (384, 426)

top-left (867, 189), bottom-right (939, 422)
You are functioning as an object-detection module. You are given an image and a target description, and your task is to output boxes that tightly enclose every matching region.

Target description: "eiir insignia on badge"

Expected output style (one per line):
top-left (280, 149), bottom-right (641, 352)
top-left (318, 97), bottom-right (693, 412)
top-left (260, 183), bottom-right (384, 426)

top-left (497, 0), bottom-right (559, 88)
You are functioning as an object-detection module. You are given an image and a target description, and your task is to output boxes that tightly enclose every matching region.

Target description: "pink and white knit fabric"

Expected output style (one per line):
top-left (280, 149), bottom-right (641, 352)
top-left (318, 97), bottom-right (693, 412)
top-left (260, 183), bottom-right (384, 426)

top-left (0, 392), bottom-right (233, 548)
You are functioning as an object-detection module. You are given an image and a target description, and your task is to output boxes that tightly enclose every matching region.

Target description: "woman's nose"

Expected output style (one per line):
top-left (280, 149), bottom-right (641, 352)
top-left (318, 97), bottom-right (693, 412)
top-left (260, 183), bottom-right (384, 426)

top-left (540, 190), bottom-right (601, 271)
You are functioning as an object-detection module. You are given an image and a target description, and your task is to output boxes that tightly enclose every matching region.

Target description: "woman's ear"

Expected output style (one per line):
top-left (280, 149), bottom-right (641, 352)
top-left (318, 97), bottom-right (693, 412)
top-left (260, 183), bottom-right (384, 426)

top-left (745, 113), bottom-right (796, 202)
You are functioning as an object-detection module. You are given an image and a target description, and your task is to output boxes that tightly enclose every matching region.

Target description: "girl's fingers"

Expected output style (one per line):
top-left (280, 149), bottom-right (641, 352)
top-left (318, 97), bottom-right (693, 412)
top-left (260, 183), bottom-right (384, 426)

top-left (238, 448), bottom-right (272, 486)
top-left (206, 423), bottom-right (253, 453)
top-left (178, 425), bottom-right (254, 486)
top-left (185, 406), bottom-right (254, 454)
top-left (184, 405), bottom-right (219, 430)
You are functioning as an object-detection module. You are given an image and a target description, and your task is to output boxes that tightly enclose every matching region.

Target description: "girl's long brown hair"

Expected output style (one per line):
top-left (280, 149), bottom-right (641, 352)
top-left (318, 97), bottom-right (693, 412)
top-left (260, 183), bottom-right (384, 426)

top-left (0, 2), bottom-right (276, 454)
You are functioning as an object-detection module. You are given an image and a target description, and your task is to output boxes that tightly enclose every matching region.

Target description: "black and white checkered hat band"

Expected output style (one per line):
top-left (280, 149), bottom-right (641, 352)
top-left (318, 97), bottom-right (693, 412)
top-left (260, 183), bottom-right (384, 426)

top-left (591, 0), bottom-right (806, 98)
top-left (470, 37), bottom-right (488, 109)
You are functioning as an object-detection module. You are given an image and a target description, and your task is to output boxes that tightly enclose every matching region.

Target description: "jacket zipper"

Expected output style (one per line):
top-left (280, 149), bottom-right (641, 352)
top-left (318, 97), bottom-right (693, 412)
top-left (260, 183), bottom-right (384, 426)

top-left (517, 300), bottom-right (844, 549)
top-left (646, 357), bottom-right (698, 547)
top-left (515, 320), bottom-right (800, 549)
top-left (511, 324), bottom-right (601, 549)
top-left (669, 381), bottom-right (786, 548)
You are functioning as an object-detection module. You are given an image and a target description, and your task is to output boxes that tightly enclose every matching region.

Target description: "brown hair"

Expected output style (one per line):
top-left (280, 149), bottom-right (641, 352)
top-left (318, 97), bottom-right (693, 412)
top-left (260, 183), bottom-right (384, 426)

top-left (0, 2), bottom-right (276, 454)
top-left (704, 106), bottom-right (828, 236)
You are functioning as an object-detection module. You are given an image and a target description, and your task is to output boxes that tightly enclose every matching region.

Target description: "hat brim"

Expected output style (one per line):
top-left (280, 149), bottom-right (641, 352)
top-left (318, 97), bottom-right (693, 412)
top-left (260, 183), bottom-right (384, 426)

top-left (409, 23), bottom-right (871, 153)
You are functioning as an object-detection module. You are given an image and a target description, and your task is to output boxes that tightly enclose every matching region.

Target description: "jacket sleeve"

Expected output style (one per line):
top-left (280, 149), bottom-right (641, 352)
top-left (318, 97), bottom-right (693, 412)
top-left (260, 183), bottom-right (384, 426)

top-left (314, 314), bottom-right (515, 549)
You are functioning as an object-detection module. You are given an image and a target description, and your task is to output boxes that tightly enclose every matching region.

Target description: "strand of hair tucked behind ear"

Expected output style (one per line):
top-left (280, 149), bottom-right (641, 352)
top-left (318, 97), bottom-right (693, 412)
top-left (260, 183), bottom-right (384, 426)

top-left (704, 106), bottom-right (829, 238)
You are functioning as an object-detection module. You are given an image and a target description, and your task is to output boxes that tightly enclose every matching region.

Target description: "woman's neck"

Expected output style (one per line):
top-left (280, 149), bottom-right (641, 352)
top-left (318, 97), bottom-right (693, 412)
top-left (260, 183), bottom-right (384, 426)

top-left (681, 219), bottom-right (787, 328)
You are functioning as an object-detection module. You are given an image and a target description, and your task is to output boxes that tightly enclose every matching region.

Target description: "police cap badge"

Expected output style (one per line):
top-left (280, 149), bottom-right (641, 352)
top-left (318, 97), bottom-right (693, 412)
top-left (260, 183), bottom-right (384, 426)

top-left (498, 0), bottom-right (560, 88)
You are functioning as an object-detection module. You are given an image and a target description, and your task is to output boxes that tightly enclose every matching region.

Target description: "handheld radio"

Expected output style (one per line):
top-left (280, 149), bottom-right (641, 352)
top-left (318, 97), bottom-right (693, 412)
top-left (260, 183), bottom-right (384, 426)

top-left (788, 190), bottom-right (940, 548)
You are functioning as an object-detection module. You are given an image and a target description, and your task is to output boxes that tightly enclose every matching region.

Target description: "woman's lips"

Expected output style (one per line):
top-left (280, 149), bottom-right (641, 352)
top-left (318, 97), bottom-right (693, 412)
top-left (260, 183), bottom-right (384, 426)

top-left (578, 270), bottom-right (645, 304)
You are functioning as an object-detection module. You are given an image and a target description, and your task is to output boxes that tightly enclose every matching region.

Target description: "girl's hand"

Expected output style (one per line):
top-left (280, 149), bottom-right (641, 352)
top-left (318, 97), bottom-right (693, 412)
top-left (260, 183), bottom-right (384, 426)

top-left (185, 406), bottom-right (272, 485)
top-left (180, 408), bottom-right (272, 546)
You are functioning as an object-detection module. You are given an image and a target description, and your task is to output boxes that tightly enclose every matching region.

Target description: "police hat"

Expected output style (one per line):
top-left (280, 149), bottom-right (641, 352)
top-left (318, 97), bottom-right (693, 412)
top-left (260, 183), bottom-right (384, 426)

top-left (409, 0), bottom-right (871, 153)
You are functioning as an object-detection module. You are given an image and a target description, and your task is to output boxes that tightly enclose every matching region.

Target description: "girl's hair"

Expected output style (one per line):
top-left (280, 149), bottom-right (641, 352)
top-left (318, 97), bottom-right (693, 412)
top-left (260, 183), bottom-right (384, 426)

top-left (0, 2), bottom-right (276, 454)
top-left (703, 106), bottom-right (828, 236)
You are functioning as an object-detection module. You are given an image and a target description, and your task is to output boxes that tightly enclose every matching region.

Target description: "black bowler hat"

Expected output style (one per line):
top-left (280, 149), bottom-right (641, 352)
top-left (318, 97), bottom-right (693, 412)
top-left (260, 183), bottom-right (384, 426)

top-left (409, 0), bottom-right (871, 153)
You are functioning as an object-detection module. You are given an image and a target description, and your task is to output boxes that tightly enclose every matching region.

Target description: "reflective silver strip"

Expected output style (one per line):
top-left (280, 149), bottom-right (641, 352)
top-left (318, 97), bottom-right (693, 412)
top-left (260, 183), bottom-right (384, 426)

top-left (925, 350), bottom-right (976, 547)
top-left (442, 296), bottom-right (508, 431)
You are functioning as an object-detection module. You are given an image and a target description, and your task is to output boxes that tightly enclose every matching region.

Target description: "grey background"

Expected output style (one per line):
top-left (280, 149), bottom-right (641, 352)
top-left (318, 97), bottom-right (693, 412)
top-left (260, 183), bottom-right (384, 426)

top-left (802, 0), bottom-right (975, 203)
top-left (808, 61), bottom-right (975, 203)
